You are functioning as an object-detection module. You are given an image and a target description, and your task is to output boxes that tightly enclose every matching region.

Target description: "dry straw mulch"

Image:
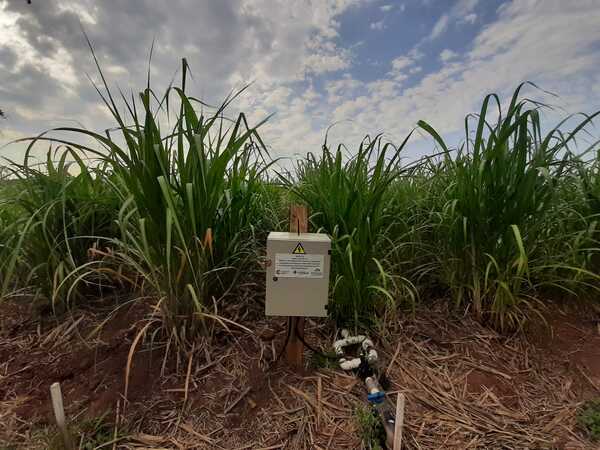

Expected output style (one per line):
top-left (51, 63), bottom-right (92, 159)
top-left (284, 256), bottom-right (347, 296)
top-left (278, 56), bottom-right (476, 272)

top-left (1, 299), bottom-right (598, 449)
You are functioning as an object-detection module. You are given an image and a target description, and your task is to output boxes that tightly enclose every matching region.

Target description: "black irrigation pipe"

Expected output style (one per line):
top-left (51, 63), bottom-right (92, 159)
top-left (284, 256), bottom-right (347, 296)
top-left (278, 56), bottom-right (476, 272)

top-left (295, 320), bottom-right (338, 361)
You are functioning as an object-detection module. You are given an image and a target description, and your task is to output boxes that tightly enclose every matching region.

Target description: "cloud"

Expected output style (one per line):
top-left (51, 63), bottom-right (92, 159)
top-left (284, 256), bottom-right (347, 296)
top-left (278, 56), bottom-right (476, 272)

top-left (428, 0), bottom-right (479, 40)
top-left (326, 74), bottom-right (361, 103)
top-left (372, 1), bottom-right (404, 31)
top-left (439, 49), bottom-right (458, 62)
top-left (391, 48), bottom-right (423, 71)
top-left (456, 0), bottom-right (479, 15)
top-left (370, 19), bottom-right (386, 30)
top-left (1, 0), bottom-right (600, 166)
top-left (0, 0), bottom-right (367, 161)
top-left (1, 0), bottom-right (362, 88)
top-left (430, 15), bottom-right (449, 40)
top-left (389, 49), bottom-right (423, 83)
top-left (462, 13), bottom-right (477, 24)
top-left (320, 0), bottom-right (600, 154)
top-left (302, 41), bottom-right (351, 75)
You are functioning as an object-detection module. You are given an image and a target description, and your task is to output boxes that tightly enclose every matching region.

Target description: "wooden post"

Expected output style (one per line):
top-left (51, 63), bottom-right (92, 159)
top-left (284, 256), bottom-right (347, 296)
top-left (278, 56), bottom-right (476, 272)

top-left (286, 205), bottom-right (308, 367)
top-left (393, 393), bottom-right (406, 450)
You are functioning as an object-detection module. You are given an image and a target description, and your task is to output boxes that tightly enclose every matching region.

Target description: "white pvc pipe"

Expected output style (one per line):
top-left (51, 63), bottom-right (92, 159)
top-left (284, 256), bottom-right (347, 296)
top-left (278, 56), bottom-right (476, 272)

top-left (50, 382), bottom-right (73, 450)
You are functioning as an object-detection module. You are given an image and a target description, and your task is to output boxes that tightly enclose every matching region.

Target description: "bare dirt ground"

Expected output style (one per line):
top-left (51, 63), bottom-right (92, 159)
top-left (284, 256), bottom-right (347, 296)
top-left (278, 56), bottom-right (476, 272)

top-left (1, 294), bottom-right (600, 449)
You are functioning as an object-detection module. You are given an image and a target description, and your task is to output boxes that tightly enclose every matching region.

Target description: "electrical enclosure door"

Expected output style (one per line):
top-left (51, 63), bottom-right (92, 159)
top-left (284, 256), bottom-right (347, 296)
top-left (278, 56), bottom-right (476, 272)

top-left (265, 232), bottom-right (331, 317)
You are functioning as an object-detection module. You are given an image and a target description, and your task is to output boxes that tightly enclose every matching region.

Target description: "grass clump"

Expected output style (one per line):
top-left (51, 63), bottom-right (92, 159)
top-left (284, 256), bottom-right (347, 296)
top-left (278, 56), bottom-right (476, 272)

top-left (289, 135), bottom-right (417, 328)
top-left (0, 175), bottom-right (23, 299)
top-left (354, 403), bottom-right (385, 450)
top-left (44, 413), bottom-right (121, 450)
top-left (9, 148), bottom-right (120, 311)
top-left (3, 36), bottom-right (600, 345)
top-left (576, 150), bottom-right (600, 273)
top-left (418, 84), bottom-right (600, 330)
top-left (32, 49), bottom-right (275, 345)
top-left (577, 399), bottom-right (600, 441)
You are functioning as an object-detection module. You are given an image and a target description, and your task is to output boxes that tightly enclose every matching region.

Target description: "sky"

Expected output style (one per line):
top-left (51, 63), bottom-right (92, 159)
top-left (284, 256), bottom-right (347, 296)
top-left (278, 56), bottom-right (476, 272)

top-left (1, 0), bottom-right (600, 165)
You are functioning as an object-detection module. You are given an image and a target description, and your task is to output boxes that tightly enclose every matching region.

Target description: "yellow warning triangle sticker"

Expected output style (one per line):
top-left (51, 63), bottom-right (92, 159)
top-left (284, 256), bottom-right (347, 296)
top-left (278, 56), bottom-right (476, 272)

top-left (292, 242), bottom-right (305, 254)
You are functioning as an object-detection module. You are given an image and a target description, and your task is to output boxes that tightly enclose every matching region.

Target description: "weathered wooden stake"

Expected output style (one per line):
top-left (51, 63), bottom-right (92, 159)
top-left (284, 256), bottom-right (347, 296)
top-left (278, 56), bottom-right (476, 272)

top-left (50, 382), bottom-right (73, 450)
top-left (393, 393), bottom-right (406, 450)
top-left (286, 204), bottom-right (308, 367)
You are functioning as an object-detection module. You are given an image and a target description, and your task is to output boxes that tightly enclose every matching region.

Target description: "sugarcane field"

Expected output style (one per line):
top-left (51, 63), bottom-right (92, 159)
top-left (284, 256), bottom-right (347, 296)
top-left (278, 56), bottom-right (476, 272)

top-left (2, 1), bottom-right (600, 449)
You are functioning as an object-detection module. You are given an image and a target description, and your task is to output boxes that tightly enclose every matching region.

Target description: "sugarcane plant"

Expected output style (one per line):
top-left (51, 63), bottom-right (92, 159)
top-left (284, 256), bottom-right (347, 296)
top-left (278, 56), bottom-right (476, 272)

top-left (418, 83), bottom-right (600, 330)
top-left (26, 43), bottom-right (276, 345)
top-left (288, 134), bottom-right (417, 328)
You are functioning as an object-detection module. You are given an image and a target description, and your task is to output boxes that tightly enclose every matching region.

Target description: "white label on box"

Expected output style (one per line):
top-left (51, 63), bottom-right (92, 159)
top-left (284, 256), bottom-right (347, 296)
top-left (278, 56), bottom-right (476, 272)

top-left (275, 253), bottom-right (324, 278)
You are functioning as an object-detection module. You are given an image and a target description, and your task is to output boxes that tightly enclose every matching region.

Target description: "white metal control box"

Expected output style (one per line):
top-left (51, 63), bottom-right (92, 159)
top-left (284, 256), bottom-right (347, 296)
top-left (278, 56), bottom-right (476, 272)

top-left (265, 232), bottom-right (331, 317)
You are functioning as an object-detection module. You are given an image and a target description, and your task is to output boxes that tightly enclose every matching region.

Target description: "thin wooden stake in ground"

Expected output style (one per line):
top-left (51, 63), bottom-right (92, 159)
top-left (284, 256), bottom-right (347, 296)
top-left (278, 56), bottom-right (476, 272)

top-left (394, 393), bottom-right (406, 450)
top-left (286, 205), bottom-right (308, 367)
top-left (50, 382), bottom-right (73, 450)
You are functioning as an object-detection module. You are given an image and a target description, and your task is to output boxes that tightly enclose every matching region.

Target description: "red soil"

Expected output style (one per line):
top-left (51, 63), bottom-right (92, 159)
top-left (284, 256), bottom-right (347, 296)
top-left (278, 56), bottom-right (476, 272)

top-left (0, 300), bottom-right (166, 424)
top-left (2, 298), bottom-right (600, 448)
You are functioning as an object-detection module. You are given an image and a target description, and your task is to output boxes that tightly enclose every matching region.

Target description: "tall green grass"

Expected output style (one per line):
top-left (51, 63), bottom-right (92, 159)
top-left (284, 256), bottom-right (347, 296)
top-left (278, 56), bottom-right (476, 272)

top-left (289, 135), bottom-right (417, 327)
top-left (8, 148), bottom-right (120, 310)
top-left (31, 54), bottom-right (276, 343)
top-left (418, 84), bottom-right (600, 329)
top-left (0, 173), bottom-right (22, 299)
top-left (4, 54), bottom-right (600, 337)
top-left (385, 158), bottom-right (446, 293)
top-left (573, 149), bottom-right (600, 274)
